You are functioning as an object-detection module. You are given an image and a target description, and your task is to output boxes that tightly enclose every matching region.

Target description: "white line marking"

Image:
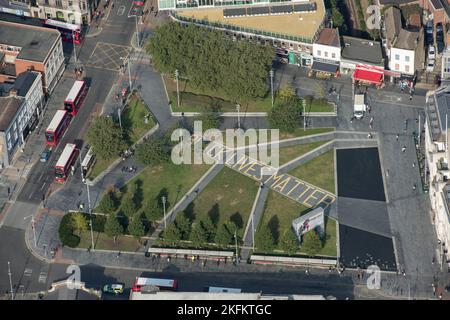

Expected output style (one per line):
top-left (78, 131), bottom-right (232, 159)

top-left (40, 182), bottom-right (47, 191)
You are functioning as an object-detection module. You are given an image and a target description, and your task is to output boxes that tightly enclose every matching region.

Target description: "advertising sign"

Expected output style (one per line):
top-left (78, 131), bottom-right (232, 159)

top-left (292, 207), bottom-right (325, 241)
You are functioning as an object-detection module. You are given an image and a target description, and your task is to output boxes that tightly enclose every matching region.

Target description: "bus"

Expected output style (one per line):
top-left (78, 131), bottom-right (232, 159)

top-left (132, 277), bottom-right (178, 292)
top-left (64, 80), bottom-right (88, 116)
top-left (207, 287), bottom-right (242, 293)
top-left (81, 147), bottom-right (96, 179)
top-left (55, 143), bottom-right (79, 183)
top-left (44, 19), bottom-right (82, 44)
top-left (45, 110), bottom-right (72, 147)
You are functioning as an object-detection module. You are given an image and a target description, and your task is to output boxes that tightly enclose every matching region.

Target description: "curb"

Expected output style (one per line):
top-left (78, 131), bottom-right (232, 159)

top-left (24, 211), bottom-right (53, 264)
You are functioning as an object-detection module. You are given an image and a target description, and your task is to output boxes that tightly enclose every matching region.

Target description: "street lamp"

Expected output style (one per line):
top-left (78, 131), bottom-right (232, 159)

top-left (269, 69), bottom-right (274, 108)
top-left (236, 104), bottom-right (241, 129)
top-left (77, 149), bottom-right (95, 251)
top-left (162, 196), bottom-right (167, 230)
top-left (302, 99), bottom-right (306, 131)
top-left (175, 69), bottom-right (180, 108)
top-left (7, 261), bottom-right (14, 300)
top-left (135, 15), bottom-right (140, 48)
top-left (72, 31), bottom-right (77, 66)
top-left (23, 215), bottom-right (36, 248)
top-left (234, 229), bottom-right (239, 264)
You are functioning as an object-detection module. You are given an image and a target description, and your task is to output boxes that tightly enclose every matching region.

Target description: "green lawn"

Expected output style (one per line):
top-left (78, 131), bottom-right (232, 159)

top-left (305, 98), bottom-right (335, 113)
top-left (185, 166), bottom-right (259, 238)
top-left (289, 149), bottom-right (335, 193)
top-left (122, 95), bottom-right (156, 145)
top-left (77, 231), bottom-right (141, 252)
top-left (96, 162), bottom-right (211, 215)
top-left (278, 127), bottom-right (335, 140)
top-left (278, 140), bottom-right (330, 165)
top-left (88, 93), bottom-right (157, 180)
top-left (165, 75), bottom-right (273, 113)
top-left (256, 191), bottom-right (337, 257)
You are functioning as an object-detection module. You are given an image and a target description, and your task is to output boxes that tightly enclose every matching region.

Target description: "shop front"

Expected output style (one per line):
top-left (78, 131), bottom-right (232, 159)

top-left (309, 59), bottom-right (340, 79)
top-left (353, 65), bottom-right (384, 87)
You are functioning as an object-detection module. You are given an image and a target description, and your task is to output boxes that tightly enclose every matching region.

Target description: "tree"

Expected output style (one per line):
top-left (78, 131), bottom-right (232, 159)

top-left (163, 224), bottom-right (181, 243)
top-left (58, 214), bottom-right (80, 248)
top-left (87, 116), bottom-right (127, 160)
top-left (71, 212), bottom-right (88, 234)
top-left (255, 225), bottom-right (275, 253)
top-left (215, 223), bottom-right (231, 247)
top-left (200, 215), bottom-right (216, 242)
top-left (174, 213), bottom-right (191, 240)
top-left (280, 229), bottom-right (299, 255)
top-left (97, 191), bottom-right (117, 214)
top-left (199, 112), bottom-right (221, 131)
top-left (136, 137), bottom-right (170, 166)
top-left (277, 84), bottom-right (296, 102)
top-left (268, 99), bottom-right (302, 133)
top-left (144, 199), bottom-right (163, 223)
top-left (301, 230), bottom-right (323, 257)
top-left (189, 223), bottom-right (207, 248)
top-left (120, 193), bottom-right (137, 218)
top-left (128, 213), bottom-right (145, 239)
top-left (104, 213), bottom-right (124, 243)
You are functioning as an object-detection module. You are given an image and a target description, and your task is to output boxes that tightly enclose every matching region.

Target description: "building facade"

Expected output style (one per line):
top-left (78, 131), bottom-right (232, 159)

top-left (30, 0), bottom-right (99, 25)
top-left (388, 29), bottom-right (425, 76)
top-left (0, 95), bottom-right (25, 167)
top-left (0, 20), bottom-right (65, 94)
top-left (424, 85), bottom-right (450, 269)
top-left (311, 28), bottom-right (341, 76)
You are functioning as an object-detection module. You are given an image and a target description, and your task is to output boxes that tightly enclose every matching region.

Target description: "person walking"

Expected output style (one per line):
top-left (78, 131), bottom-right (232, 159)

top-left (396, 134), bottom-right (399, 141)
top-left (402, 145), bottom-right (407, 152)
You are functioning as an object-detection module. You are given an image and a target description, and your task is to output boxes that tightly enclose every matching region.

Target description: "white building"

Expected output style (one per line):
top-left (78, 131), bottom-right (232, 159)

top-left (311, 27), bottom-right (340, 76)
top-left (0, 95), bottom-right (25, 167)
top-left (424, 85), bottom-right (450, 270)
top-left (441, 47), bottom-right (450, 81)
top-left (388, 29), bottom-right (425, 77)
top-left (31, 0), bottom-right (99, 25)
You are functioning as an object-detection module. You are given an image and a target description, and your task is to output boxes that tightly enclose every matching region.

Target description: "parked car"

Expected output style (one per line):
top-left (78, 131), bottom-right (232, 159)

top-left (40, 149), bottom-right (52, 163)
top-left (102, 284), bottom-right (124, 295)
top-left (427, 59), bottom-right (435, 72)
top-left (436, 22), bottom-right (444, 35)
top-left (426, 20), bottom-right (434, 34)
top-left (438, 40), bottom-right (445, 54)
top-left (428, 46), bottom-right (436, 60)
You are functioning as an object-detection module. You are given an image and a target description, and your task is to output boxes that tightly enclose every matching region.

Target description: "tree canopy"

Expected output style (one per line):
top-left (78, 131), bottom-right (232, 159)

top-left (301, 230), bottom-right (323, 257)
top-left (268, 88), bottom-right (302, 133)
top-left (87, 117), bottom-right (127, 160)
top-left (136, 137), bottom-right (171, 166)
top-left (147, 22), bottom-right (275, 104)
top-left (104, 213), bottom-right (124, 243)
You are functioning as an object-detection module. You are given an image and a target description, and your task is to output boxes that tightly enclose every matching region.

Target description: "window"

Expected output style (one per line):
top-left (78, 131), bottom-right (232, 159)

top-left (405, 65), bottom-right (410, 72)
top-left (332, 53), bottom-right (336, 59)
top-left (324, 51), bottom-right (328, 57)
top-left (405, 56), bottom-right (410, 62)
top-left (317, 50), bottom-right (321, 56)
top-left (68, 0), bottom-right (73, 6)
top-left (395, 54), bottom-right (400, 60)
top-left (395, 63), bottom-right (400, 70)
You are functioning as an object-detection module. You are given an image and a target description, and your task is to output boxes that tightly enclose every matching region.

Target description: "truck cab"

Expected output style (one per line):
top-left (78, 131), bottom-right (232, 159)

top-left (353, 94), bottom-right (367, 119)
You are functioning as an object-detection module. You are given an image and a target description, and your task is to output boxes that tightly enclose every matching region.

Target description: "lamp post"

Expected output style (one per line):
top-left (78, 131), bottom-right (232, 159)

top-left (162, 196), bottom-right (167, 230)
top-left (175, 69), bottom-right (180, 108)
top-left (77, 149), bottom-right (95, 251)
top-left (135, 14), bottom-right (140, 47)
top-left (234, 229), bottom-right (239, 264)
top-left (120, 56), bottom-right (132, 91)
top-left (7, 261), bottom-right (14, 300)
top-left (23, 215), bottom-right (36, 248)
top-left (269, 69), bottom-right (274, 108)
top-left (302, 99), bottom-right (306, 131)
top-left (236, 104), bottom-right (241, 129)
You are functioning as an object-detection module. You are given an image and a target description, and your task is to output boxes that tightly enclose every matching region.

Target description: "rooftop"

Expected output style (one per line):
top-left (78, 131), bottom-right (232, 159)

top-left (12, 71), bottom-right (39, 97)
top-left (341, 36), bottom-right (384, 66)
top-left (384, 6), bottom-right (402, 48)
top-left (0, 20), bottom-right (59, 62)
top-left (378, 0), bottom-right (418, 5)
top-left (0, 96), bottom-right (24, 131)
top-left (427, 84), bottom-right (450, 142)
top-left (175, 0), bottom-right (325, 42)
top-left (315, 28), bottom-right (340, 47)
top-left (393, 28), bottom-right (420, 50)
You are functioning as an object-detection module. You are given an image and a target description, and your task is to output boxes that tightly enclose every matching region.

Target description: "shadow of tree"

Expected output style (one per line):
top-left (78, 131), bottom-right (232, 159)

top-left (267, 215), bottom-right (280, 244)
top-left (230, 212), bottom-right (243, 230)
top-left (155, 188), bottom-right (170, 211)
top-left (208, 203), bottom-right (220, 226)
top-left (183, 202), bottom-right (196, 221)
top-left (134, 179), bottom-right (144, 210)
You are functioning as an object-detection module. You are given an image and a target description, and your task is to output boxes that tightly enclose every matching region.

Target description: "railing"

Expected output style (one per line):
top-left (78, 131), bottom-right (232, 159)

top-left (171, 12), bottom-right (314, 44)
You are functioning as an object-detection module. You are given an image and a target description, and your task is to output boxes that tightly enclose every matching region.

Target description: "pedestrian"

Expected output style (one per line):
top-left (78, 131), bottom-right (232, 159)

top-left (386, 170), bottom-right (389, 177)
top-left (367, 133), bottom-right (372, 139)
top-left (402, 146), bottom-right (407, 152)
top-left (191, 255), bottom-right (195, 263)
top-left (409, 95), bottom-right (413, 100)
top-left (413, 184), bottom-right (416, 191)
top-left (329, 266), bottom-right (332, 273)
top-left (396, 134), bottom-right (399, 141)
top-left (369, 117), bottom-right (374, 125)
top-left (412, 162), bottom-right (415, 168)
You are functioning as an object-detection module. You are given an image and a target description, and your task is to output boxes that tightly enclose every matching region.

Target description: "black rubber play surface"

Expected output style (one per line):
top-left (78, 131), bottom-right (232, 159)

top-left (336, 148), bottom-right (386, 202)
top-left (339, 224), bottom-right (397, 271)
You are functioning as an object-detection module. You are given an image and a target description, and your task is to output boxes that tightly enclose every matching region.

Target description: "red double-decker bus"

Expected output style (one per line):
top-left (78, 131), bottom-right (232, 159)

top-left (55, 143), bottom-right (79, 183)
top-left (44, 19), bottom-right (82, 44)
top-left (64, 80), bottom-right (88, 116)
top-left (45, 110), bottom-right (72, 147)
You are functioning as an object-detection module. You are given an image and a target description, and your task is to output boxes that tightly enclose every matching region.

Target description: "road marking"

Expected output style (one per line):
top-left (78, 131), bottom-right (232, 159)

top-left (38, 272), bottom-right (47, 284)
top-left (38, 172), bottom-right (44, 182)
top-left (40, 182), bottom-right (47, 191)
top-left (118, 6), bottom-right (125, 16)
top-left (24, 268), bottom-right (33, 277)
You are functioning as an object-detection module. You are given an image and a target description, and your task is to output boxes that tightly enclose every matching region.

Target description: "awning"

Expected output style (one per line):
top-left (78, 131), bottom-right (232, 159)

top-left (353, 68), bottom-right (384, 84)
top-left (311, 61), bottom-right (339, 74)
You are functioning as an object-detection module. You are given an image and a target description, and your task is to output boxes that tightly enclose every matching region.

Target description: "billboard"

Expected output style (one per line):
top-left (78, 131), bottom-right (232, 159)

top-left (292, 207), bottom-right (325, 241)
